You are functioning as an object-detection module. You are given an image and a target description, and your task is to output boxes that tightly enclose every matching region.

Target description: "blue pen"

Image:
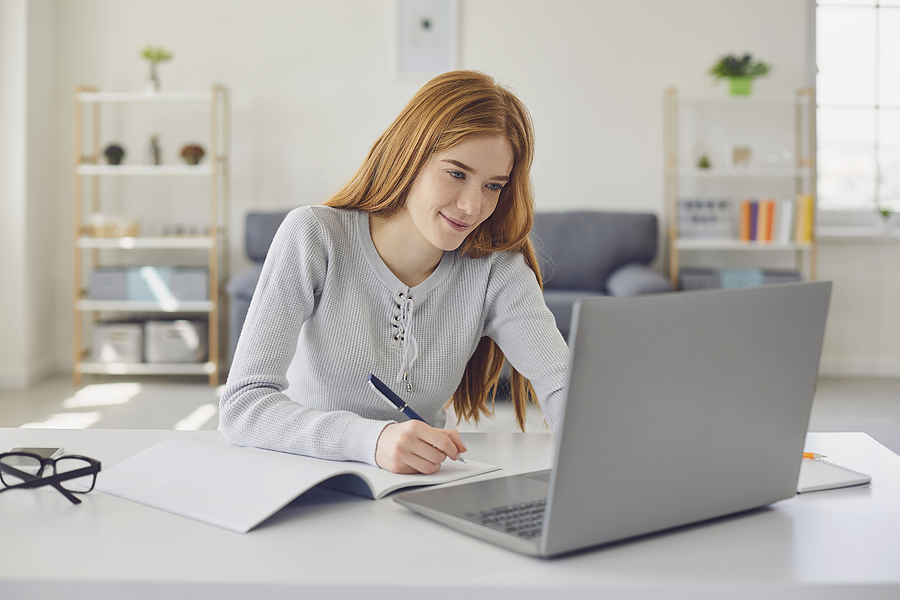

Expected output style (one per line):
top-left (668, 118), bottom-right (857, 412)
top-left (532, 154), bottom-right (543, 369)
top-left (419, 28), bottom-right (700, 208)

top-left (367, 373), bottom-right (466, 463)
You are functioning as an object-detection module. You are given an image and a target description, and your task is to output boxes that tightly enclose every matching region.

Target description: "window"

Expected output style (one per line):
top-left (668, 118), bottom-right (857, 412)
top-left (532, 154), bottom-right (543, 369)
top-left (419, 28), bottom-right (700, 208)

top-left (816, 1), bottom-right (900, 212)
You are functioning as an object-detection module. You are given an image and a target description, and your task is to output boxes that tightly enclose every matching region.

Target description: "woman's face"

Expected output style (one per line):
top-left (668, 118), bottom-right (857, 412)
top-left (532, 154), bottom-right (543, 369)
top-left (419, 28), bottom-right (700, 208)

top-left (402, 134), bottom-right (514, 253)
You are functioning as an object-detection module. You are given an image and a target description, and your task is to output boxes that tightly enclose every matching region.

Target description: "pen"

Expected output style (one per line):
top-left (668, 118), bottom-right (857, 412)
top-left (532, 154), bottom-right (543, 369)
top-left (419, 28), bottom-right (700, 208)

top-left (803, 452), bottom-right (826, 460)
top-left (367, 373), bottom-right (466, 463)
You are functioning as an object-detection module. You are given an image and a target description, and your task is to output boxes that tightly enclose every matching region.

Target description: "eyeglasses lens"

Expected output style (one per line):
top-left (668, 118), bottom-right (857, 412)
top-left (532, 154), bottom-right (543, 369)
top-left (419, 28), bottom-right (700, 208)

top-left (0, 454), bottom-right (44, 486)
top-left (54, 457), bottom-right (97, 492)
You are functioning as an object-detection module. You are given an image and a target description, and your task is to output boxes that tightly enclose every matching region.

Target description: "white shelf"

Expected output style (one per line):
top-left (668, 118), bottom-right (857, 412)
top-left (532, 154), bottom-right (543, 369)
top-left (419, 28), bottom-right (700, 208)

top-left (817, 227), bottom-right (900, 242)
top-left (77, 300), bottom-right (215, 313)
top-left (679, 95), bottom-right (807, 105)
top-left (76, 91), bottom-right (212, 104)
top-left (76, 362), bottom-right (217, 375)
top-left (676, 167), bottom-right (811, 179)
top-left (76, 165), bottom-right (212, 176)
top-left (675, 239), bottom-right (814, 251)
top-left (77, 236), bottom-right (214, 249)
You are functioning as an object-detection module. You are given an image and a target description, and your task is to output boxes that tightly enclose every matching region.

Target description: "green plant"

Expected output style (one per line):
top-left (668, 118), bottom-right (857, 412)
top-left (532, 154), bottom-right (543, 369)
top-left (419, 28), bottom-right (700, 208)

top-left (878, 206), bottom-right (892, 219)
top-left (141, 45), bottom-right (173, 64)
top-left (708, 53), bottom-right (771, 80)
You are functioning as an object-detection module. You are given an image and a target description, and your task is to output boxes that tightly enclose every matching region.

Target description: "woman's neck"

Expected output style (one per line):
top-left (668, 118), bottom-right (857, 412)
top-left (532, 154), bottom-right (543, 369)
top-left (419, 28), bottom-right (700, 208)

top-left (369, 213), bottom-right (443, 288)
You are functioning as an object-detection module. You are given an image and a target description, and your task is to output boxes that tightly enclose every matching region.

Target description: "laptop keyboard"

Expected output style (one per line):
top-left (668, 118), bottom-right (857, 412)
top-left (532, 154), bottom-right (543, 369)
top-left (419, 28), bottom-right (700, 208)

top-left (463, 498), bottom-right (546, 539)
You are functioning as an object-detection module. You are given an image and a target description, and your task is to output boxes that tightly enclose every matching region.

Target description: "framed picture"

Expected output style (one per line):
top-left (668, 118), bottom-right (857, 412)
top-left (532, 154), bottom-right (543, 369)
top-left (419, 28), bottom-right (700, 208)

top-left (396, 0), bottom-right (458, 76)
top-left (727, 144), bottom-right (753, 169)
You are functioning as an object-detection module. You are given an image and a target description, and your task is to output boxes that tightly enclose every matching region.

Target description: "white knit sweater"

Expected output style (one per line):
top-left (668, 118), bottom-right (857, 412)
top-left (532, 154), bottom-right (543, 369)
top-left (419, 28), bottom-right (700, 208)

top-left (219, 206), bottom-right (568, 465)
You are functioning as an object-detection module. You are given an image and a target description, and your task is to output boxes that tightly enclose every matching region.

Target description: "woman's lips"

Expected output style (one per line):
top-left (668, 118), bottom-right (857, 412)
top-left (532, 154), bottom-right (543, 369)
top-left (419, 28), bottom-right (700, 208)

top-left (441, 213), bottom-right (471, 231)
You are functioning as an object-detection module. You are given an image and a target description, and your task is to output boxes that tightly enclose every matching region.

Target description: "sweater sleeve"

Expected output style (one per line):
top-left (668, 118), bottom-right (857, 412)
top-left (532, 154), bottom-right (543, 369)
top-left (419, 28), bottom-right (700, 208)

top-left (482, 253), bottom-right (569, 433)
top-left (218, 209), bottom-right (392, 465)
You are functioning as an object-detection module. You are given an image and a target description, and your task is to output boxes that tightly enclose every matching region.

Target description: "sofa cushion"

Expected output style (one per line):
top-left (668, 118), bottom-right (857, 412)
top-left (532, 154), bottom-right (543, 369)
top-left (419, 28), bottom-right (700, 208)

top-left (532, 211), bottom-right (658, 292)
top-left (246, 211), bottom-right (290, 262)
top-left (606, 263), bottom-right (673, 297)
top-left (225, 263), bottom-right (264, 302)
top-left (543, 289), bottom-right (605, 341)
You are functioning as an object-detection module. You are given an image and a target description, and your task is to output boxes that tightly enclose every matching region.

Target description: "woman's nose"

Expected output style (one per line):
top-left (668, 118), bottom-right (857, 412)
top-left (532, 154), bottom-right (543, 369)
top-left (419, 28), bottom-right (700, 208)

top-left (457, 186), bottom-right (482, 216)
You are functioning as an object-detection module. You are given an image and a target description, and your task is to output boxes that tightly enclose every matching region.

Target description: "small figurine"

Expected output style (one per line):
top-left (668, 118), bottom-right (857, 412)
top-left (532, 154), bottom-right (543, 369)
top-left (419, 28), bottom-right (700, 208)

top-left (146, 135), bottom-right (161, 165)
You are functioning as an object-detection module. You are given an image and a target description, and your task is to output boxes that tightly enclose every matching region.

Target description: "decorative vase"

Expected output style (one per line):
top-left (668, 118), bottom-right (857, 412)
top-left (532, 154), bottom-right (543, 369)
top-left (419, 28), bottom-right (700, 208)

top-left (144, 63), bottom-right (160, 95)
top-left (728, 76), bottom-right (753, 96)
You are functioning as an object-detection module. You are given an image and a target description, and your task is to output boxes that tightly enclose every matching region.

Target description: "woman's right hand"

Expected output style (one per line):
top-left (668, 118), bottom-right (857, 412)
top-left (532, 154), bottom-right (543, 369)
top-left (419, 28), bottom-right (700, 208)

top-left (375, 421), bottom-right (467, 474)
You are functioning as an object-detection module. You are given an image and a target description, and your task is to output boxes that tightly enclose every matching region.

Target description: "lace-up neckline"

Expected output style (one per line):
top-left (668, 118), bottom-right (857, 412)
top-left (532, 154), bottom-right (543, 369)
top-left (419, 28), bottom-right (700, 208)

top-left (355, 210), bottom-right (456, 393)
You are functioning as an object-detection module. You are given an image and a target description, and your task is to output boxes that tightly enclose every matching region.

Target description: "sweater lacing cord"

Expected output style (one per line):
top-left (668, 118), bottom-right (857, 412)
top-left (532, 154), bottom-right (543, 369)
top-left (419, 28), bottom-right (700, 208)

top-left (395, 292), bottom-right (417, 393)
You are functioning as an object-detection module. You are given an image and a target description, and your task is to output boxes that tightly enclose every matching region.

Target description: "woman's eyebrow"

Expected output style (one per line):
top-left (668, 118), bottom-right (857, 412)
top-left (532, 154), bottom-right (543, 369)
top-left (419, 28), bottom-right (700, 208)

top-left (441, 159), bottom-right (510, 181)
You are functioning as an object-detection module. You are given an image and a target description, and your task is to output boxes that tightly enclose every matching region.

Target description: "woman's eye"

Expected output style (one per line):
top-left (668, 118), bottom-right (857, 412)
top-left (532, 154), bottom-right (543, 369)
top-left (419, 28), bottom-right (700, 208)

top-left (487, 183), bottom-right (504, 192)
top-left (448, 170), bottom-right (465, 180)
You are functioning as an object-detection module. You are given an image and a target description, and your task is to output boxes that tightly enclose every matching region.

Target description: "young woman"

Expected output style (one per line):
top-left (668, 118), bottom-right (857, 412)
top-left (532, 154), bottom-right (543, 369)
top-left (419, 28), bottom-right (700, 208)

top-left (219, 70), bottom-right (568, 474)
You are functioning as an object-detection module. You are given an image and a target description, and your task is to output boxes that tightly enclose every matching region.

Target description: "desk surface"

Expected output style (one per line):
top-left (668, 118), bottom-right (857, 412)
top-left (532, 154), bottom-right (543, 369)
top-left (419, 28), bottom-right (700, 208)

top-left (1, 428), bottom-right (899, 600)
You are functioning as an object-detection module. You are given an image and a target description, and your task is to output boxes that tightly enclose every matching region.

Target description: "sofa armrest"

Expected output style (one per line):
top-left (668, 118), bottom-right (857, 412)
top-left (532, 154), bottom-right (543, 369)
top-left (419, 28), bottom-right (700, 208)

top-left (606, 263), bottom-right (673, 297)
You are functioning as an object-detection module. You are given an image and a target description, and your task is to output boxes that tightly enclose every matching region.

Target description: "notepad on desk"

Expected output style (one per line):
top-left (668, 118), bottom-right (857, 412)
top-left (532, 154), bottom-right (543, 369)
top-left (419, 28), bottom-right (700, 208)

top-left (94, 437), bottom-right (498, 533)
top-left (797, 457), bottom-right (872, 493)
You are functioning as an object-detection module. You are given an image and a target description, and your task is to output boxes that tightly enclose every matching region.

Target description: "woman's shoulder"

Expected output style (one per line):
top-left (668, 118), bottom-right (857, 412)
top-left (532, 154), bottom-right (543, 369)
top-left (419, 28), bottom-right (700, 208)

top-left (458, 248), bottom-right (533, 286)
top-left (285, 205), bottom-right (355, 229)
top-left (278, 205), bottom-right (359, 242)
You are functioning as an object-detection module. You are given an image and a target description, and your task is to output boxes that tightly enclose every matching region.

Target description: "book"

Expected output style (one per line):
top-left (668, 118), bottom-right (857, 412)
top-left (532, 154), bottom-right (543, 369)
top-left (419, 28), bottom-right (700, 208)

top-left (794, 194), bottom-right (815, 243)
top-left (739, 200), bottom-right (752, 241)
top-left (757, 199), bottom-right (775, 242)
top-left (749, 201), bottom-right (759, 241)
top-left (94, 437), bottom-right (499, 533)
top-left (797, 457), bottom-right (872, 493)
top-left (777, 198), bottom-right (795, 243)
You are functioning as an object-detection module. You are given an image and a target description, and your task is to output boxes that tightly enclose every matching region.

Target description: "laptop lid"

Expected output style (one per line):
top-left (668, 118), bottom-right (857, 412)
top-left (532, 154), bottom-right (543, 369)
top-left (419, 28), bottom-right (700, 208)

top-left (540, 281), bottom-right (831, 556)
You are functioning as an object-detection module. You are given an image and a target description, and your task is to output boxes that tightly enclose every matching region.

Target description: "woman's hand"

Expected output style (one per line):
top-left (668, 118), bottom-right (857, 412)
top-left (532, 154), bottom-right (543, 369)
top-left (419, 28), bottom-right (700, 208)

top-left (375, 421), bottom-right (468, 474)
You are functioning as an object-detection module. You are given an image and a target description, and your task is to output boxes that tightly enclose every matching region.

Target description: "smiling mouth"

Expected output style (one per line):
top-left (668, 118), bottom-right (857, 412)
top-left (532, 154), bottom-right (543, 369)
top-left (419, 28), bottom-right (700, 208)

top-left (441, 213), bottom-right (471, 231)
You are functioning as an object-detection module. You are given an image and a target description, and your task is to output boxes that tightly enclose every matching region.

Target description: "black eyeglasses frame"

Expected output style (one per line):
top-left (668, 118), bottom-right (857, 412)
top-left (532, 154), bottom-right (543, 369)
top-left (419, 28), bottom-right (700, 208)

top-left (0, 452), bottom-right (101, 505)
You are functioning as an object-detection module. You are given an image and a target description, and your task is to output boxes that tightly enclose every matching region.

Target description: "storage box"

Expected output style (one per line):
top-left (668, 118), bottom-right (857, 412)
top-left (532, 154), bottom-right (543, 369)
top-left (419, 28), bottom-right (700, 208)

top-left (144, 320), bottom-right (208, 363)
top-left (127, 267), bottom-right (208, 302)
top-left (679, 268), bottom-right (802, 291)
top-left (678, 268), bottom-right (720, 291)
top-left (169, 268), bottom-right (209, 301)
top-left (90, 322), bottom-right (143, 363)
top-left (90, 268), bottom-right (128, 300)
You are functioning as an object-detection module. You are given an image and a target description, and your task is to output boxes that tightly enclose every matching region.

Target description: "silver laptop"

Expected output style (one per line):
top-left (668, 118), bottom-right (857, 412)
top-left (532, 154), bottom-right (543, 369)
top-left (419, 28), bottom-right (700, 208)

top-left (394, 281), bottom-right (832, 557)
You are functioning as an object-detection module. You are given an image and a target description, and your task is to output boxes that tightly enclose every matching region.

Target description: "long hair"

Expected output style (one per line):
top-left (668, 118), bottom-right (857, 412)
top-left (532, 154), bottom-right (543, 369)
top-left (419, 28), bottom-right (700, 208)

top-left (324, 70), bottom-right (541, 431)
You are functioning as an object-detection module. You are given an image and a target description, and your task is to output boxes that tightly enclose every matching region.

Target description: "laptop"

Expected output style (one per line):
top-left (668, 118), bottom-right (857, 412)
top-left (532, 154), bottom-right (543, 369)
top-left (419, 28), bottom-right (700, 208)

top-left (394, 281), bottom-right (832, 557)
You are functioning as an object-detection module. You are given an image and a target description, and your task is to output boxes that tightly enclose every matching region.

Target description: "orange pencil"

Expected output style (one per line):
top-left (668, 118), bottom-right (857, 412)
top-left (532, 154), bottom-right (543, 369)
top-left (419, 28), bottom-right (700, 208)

top-left (803, 452), bottom-right (826, 459)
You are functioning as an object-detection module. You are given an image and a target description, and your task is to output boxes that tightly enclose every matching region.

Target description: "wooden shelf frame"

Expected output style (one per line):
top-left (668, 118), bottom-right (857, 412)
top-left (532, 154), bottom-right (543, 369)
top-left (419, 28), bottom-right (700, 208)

top-left (663, 87), bottom-right (818, 288)
top-left (72, 84), bottom-right (230, 386)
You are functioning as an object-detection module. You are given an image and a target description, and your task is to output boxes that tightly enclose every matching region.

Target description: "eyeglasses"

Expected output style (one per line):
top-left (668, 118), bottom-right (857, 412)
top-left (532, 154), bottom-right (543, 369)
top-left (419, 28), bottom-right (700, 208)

top-left (0, 452), bottom-right (101, 505)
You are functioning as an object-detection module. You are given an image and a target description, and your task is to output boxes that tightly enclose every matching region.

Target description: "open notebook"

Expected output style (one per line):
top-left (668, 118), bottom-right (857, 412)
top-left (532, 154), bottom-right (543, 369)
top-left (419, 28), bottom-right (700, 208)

top-left (94, 437), bottom-right (498, 533)
top-left (797, 457), bottom-right (871, 493)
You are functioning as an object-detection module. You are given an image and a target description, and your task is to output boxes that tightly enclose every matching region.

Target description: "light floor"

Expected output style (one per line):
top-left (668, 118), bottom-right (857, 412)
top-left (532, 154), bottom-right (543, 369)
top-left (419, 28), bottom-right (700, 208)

top-left (0, 375), bottom-right (898, 455)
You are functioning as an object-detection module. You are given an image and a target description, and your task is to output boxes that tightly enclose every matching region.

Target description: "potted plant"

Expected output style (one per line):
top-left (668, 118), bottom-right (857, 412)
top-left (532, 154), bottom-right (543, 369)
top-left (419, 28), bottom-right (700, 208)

top-left (878, 206), bottom-right (893, 233)
top-left (141, 45), bottom-right (173, 94)
top-left (708, 53), bottom-right (771, 96)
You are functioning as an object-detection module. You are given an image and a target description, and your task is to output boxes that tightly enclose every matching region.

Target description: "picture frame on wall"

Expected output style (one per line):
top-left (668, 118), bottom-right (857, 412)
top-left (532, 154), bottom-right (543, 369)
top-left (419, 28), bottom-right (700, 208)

top-left (396, 0), bottom-right (458, 76)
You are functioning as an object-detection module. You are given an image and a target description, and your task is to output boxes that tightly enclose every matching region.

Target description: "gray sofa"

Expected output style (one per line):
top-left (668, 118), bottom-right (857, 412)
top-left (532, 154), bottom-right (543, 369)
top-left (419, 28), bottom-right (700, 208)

top-left (226, 210), bottom-right (671, 364)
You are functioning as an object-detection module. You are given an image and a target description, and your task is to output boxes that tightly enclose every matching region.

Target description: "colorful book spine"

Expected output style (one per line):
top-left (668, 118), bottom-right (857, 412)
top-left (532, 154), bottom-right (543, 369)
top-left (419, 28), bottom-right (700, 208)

top-left (778, 198), bottom-right (795, 243)
top-left (793, 195), bottom-right (815, 243)
top-left (739, 200), bottom-right (752, 241)
top-left (749, 201), bottom-right (759, 241)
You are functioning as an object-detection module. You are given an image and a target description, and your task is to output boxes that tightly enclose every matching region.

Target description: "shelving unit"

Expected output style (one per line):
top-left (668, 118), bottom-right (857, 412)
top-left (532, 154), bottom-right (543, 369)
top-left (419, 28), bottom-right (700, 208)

top-left (663, 88), bottom-right (817, 288)
top-left (72, 85), bottom-right (229, 386)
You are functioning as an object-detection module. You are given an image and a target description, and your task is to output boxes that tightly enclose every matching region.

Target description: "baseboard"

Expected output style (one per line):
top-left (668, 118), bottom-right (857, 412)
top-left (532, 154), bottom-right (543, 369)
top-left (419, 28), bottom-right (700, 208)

top-left (0, 356), bottom-right (59, 390)
top-left (818, 356), bottom-right (900, 378)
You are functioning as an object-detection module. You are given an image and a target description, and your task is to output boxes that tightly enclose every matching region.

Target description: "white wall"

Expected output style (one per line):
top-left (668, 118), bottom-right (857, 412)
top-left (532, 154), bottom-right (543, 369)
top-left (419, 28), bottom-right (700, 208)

top-left (0, 0), bottom-right (30, 387)
top-left (0, 0), bottom-right (894, 384)
top-left (0, 0), bottom-right (59, 388)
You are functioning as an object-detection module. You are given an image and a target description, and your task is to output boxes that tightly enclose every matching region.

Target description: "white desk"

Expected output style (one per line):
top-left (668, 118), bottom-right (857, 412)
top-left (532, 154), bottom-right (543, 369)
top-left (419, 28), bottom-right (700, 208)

top-left (1, 428), bottom-right (898, 600)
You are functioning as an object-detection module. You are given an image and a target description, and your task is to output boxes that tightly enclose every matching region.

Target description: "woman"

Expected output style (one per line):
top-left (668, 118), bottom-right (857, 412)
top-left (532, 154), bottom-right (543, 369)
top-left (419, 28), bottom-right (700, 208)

top-left (220, 70), bottom-right (568, 474)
